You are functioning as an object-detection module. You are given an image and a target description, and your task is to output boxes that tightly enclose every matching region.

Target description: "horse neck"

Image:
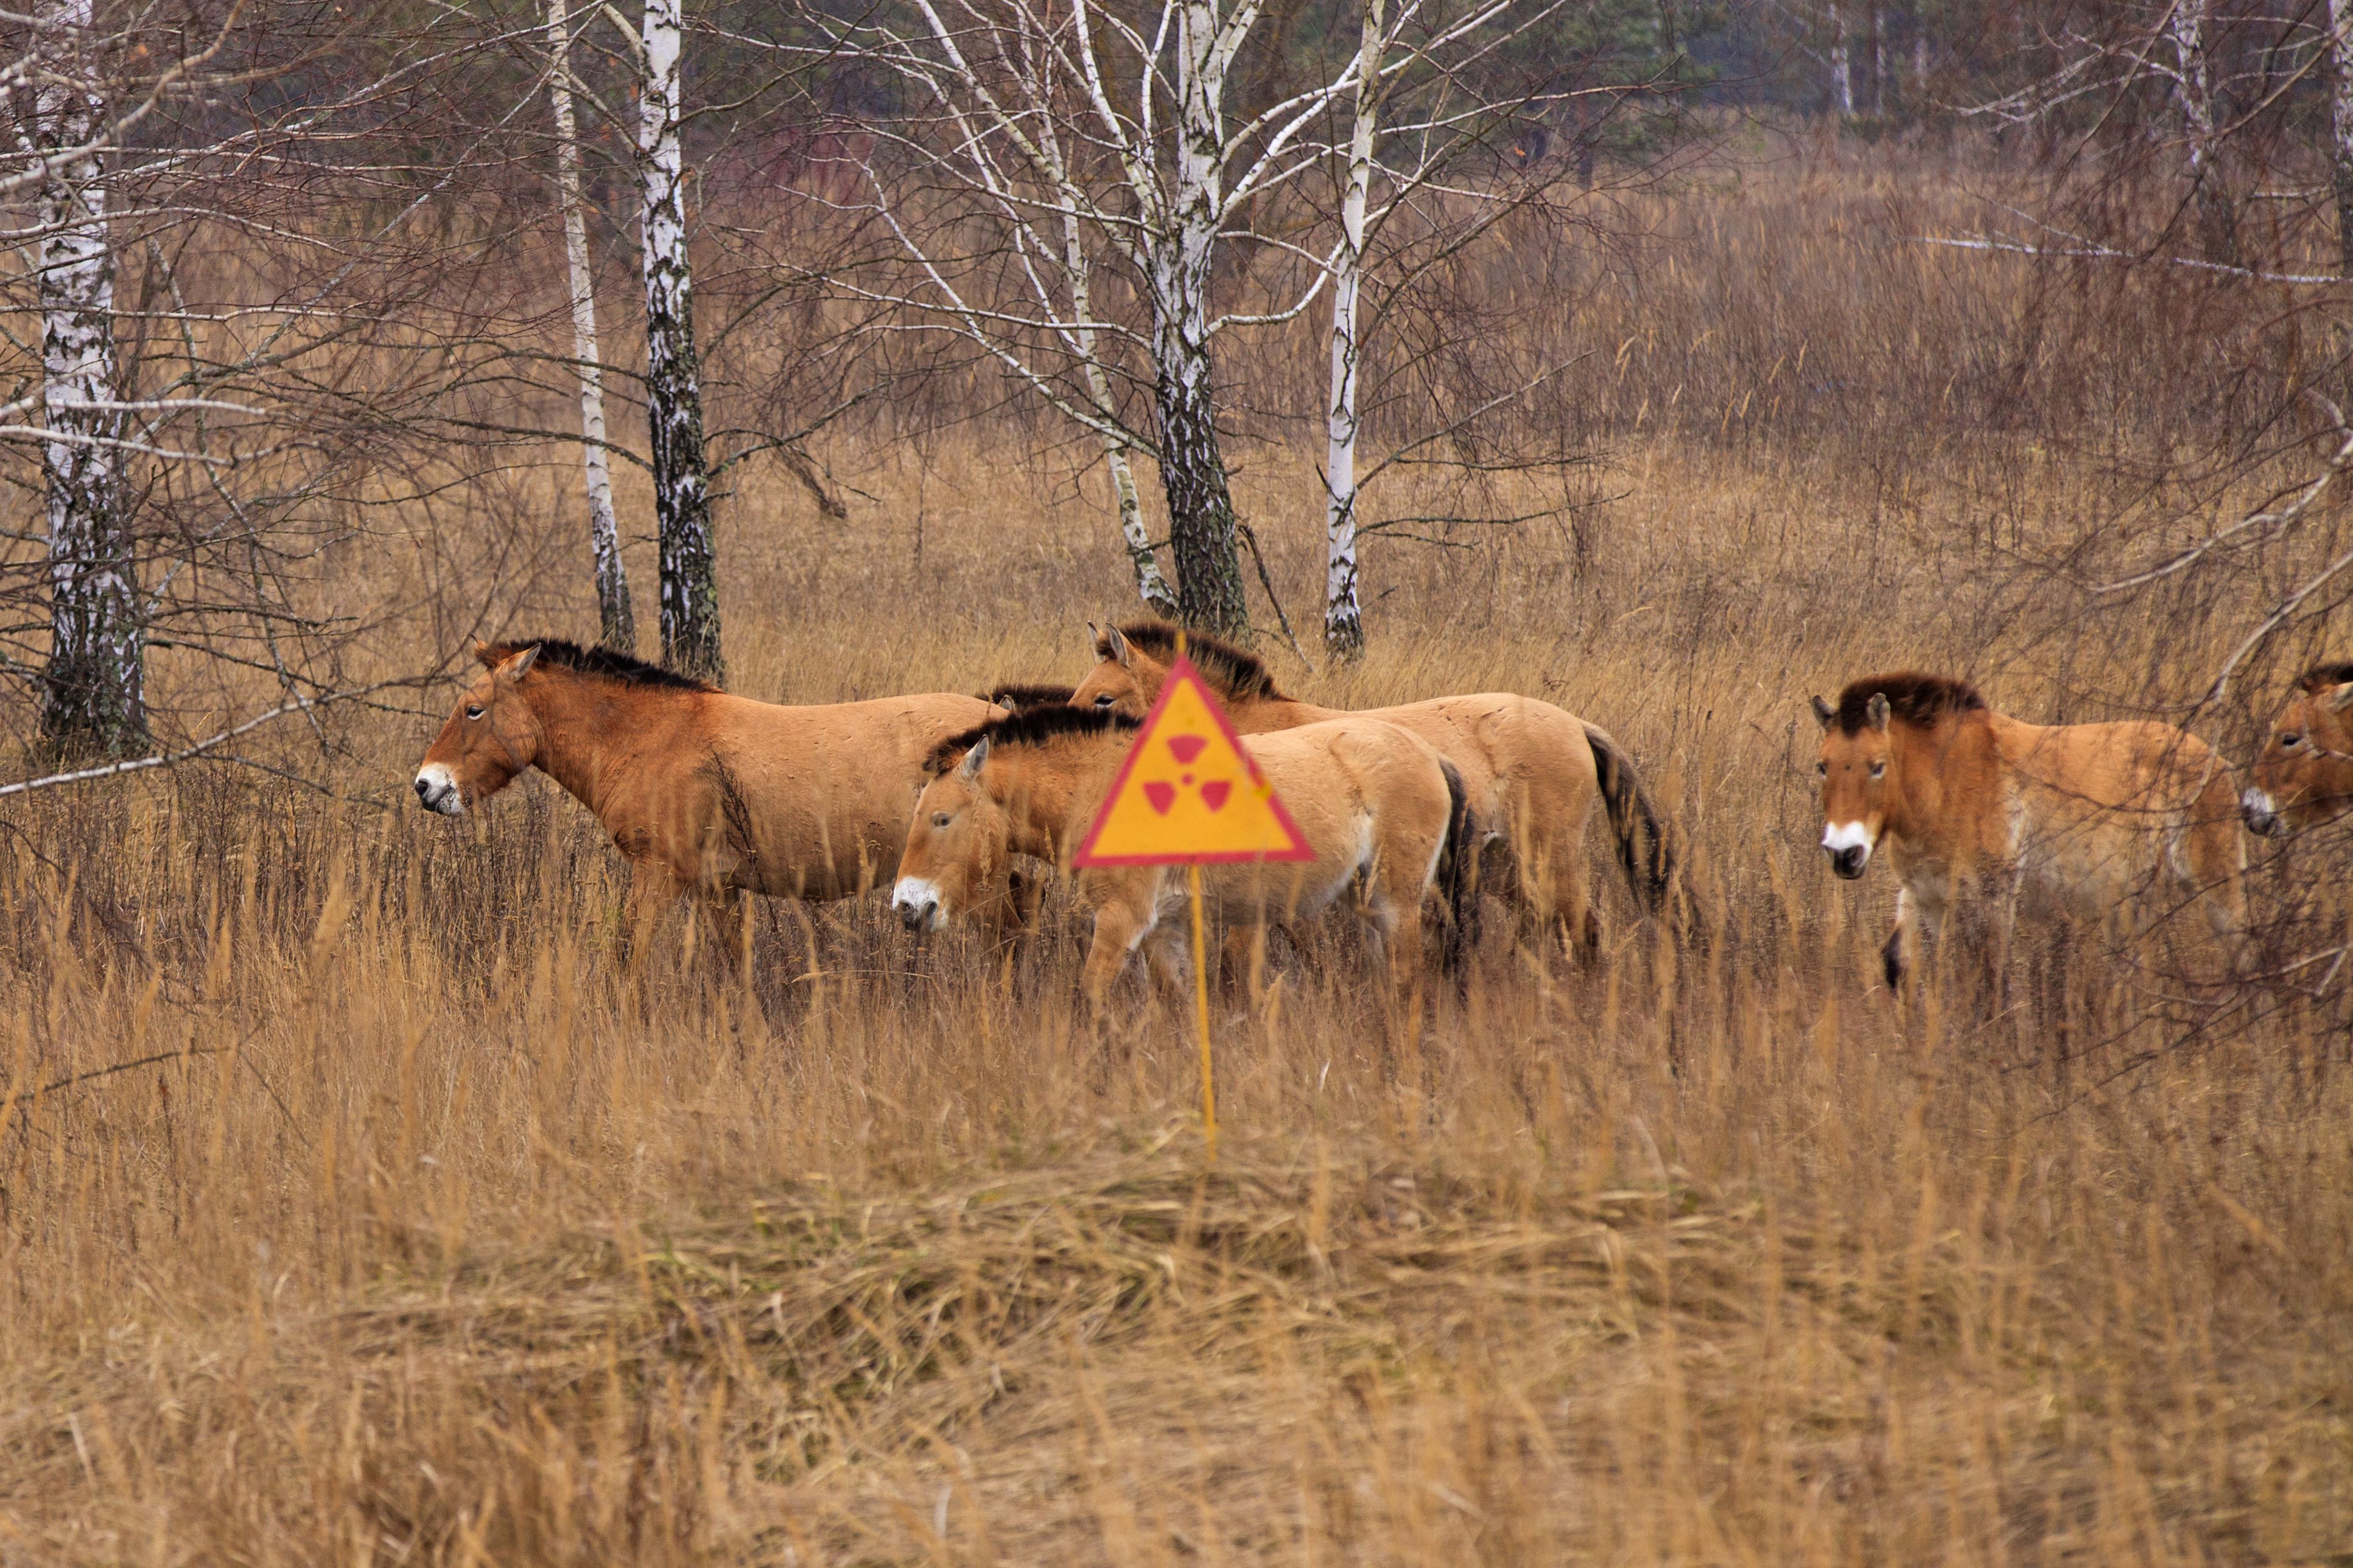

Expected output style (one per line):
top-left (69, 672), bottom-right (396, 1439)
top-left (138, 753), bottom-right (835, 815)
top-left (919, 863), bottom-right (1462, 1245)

top-left (1887, 712), bottom-right (1996, 841)
top-left (525, 674), bottom-right (687, 817)
top-left (992, 742), bottom-right (1121, 863)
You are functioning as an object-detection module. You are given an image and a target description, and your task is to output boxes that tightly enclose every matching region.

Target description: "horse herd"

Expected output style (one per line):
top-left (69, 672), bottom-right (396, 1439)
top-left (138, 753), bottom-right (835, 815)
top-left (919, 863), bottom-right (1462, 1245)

top-left (412, 624), bottom-right (2353, 998)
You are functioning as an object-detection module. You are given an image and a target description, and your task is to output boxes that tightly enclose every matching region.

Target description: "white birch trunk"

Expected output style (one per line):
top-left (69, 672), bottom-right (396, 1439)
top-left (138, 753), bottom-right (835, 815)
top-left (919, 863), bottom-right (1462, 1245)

top-left (1870, 7), bottom-right (1885, 113)
top-left (1828, 3), bottom-right (1854, 117)
top-left (1152, 0), bottom-right (1249, 635)
top-left (1913, 26), bottom-right (1929, 89)
top-left (549, 0), bottom-right (634, 652)
top-left (2169, 0), bottom-right (2236, 264)
top-left (2330, 0), bottom-right (2353, 273)
top-left (1050, 167), bottom-right (1175, 616)
top-left (28, 0), bottom-right (142, 755)
top-left (639, 0), bottom-right (720, 679)
top-left (1322, 0), bottom-right (1383, 662)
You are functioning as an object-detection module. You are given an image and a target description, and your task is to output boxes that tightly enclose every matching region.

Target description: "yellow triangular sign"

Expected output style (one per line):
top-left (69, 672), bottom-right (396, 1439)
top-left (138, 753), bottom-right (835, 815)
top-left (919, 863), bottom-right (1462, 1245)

top-left (1072, 654), bottom-right (1314, 866)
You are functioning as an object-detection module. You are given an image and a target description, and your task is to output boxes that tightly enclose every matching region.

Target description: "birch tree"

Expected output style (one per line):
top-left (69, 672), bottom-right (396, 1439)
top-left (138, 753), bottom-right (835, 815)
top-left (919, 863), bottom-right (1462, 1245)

top-left (1321, 0), bottom-right (1383, 661)
top-left (639, 0), bottom-right (721, 680)
top-left (1828, 2), bottom-right (1854, 116)
top-left (2165, 0), bottom-right (2235, 265)
top-left (24, 0), bottom-right (142, 757)
top-left (549, 0), bottom-right (635, 651)
top-left (2329, 0), bottom-right (2353, 273)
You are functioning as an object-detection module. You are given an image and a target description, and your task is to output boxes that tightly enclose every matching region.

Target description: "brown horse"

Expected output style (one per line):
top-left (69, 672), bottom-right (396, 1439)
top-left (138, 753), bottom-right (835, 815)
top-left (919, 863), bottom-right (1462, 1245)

top-left (889, 707), bottom-right (1467, 1004)
top-left (413, 639), bottom-right (1019, 950)
top-left (1812, 673), bottom-right (2246, 987)
top-left (1064, 621), bottom-right (1671, 948)
top-left (2243, 662), bottom-right (2353, 837)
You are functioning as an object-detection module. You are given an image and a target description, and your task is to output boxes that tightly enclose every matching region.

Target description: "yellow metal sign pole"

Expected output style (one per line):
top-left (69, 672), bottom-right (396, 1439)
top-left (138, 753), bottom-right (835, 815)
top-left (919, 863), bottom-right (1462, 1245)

top-left (1188, 859), bottom-right (1217, 1166)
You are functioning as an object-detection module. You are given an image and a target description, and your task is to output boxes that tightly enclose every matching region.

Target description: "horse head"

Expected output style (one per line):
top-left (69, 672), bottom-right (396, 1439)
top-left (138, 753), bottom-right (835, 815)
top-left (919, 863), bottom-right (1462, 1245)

top-left (413, 643), bottom-right (545, 815)
top-left (1067, 621), bottom-right (1157, 717)
top-left (1811, 690), bottom-right (1893, 879)
top-left (2246, 665), bottom-right (2353, 837)
top-left (891, 736), bottom-right (1012, 931)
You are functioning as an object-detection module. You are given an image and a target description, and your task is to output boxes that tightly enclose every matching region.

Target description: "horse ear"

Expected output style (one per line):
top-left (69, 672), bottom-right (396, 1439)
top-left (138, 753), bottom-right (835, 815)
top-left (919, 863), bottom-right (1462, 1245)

top-left (472, 640), bottom-right (500, 669)
top-left (958, 735), bottom-right (991, 780)
top-left (1866, 692), bottom-right (1891, 732)
top-left (1104, 625), bottom-right (1132, 668)
top-left (499, 644), bottom-right (541, 682)
top-left (2328, 681), bottom-right (2353, 713)
top-left (1810, 696), bottom-right (1835, 730)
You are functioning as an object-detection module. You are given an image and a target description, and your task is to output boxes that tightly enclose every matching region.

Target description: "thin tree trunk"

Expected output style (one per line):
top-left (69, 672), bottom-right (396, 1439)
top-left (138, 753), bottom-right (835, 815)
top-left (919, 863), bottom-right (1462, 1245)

top-left (1051, 157), bottom-right (1175, 616)
top-left (2169, 0), bottom-right (2237, 266)
top-left (2330, 0), bottom-right (2353, 275)
top-left (639, 0), bottom-right (721, 681)
top-left (1152, 0), bottom-right (1249, 637)
top-left (549, 0), bottom-right (634, 652)
top-left (1828, 3), bottom-right (1854, 117)
top-left (1870, 6), bottom-right (1885, 114)
top-left (29, 0), bottom-right (142, 758)
top-left (1323, 0), bottom-right (1383, 663)
top-left (1913, 22), bottom-right (1928, 91)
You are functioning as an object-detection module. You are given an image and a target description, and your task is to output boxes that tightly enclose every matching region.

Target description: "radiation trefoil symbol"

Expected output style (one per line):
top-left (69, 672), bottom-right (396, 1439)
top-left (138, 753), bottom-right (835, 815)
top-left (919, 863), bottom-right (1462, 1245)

top-left (1071, 654), bottom-right (1313, 867)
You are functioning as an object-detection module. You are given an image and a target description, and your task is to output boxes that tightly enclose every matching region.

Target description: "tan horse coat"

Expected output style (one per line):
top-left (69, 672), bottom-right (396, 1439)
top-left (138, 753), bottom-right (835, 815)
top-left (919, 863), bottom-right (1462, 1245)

top-left (414, 640), bottom-right (1008, 943)
top-left (1064, 621), bottom-right (1671, 947)
top-left (2243, 662), bottom-right (2353, 836)
top-left (1812, 674), bottom-right (2245, 987)
top-left (889, 707), bottom-right (1460, 1004)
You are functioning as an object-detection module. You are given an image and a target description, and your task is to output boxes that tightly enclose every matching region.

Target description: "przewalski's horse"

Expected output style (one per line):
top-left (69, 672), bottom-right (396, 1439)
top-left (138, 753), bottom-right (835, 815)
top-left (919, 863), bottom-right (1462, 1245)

top-left (2243, 662), bottom-right (2353, 837)
top-left (413, 640), bottom-right (1019, 952)
top-left (889, 707), bottom-right (1469, 1005)
top-left (1811, 673), bottom-right (2246, 988)
top-left (1064, 621), bottom-right (1672, 950)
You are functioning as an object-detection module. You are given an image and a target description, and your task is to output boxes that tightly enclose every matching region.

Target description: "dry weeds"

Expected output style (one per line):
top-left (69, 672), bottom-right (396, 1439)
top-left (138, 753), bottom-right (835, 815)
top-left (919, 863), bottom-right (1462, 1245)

top-left (2, 147), bottom-right (2351, 1566)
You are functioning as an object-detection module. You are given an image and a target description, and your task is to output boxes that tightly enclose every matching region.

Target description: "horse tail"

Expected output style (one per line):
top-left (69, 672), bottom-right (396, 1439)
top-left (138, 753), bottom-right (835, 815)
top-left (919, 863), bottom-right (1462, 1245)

top-left (1436, 756), bottom-right (1479, 971)
top-left (1583, 723), bottom-right (1673, 914)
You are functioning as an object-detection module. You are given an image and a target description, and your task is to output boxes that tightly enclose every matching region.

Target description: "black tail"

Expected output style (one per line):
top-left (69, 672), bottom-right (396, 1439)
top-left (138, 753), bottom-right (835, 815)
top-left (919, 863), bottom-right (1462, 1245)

top-left (1435, 757), bottom-right (1479, 971)
top-left (1583, 723), bottom-right (1673, 914)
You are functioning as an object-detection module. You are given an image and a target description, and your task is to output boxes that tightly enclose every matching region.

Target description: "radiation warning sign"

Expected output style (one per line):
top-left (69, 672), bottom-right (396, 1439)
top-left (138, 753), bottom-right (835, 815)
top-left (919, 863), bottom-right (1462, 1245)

top-left (1071, 654), bottom-right (1314, 867)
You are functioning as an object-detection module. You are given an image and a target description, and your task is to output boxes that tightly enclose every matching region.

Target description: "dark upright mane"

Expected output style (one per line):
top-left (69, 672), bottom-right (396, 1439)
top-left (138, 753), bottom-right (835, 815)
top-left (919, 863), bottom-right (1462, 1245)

top-left (1833, 672), bottom-right (1987, 735)
top-left (980, 681), bottom-right (1078, 712)
top-left (2296, 661), bottom-right (2353, 693)
top-left (925, 705), bottom-right (1140, 774)
top-left (1115, 620), bottom-right (1283, 701)
top-left (488, 637), bottom-right (717, 693)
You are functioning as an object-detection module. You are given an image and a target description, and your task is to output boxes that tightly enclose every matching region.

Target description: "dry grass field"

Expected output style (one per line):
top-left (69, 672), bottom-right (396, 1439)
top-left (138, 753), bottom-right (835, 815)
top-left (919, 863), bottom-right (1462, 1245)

top-left (3, 146), bottom-right (2351, 1564)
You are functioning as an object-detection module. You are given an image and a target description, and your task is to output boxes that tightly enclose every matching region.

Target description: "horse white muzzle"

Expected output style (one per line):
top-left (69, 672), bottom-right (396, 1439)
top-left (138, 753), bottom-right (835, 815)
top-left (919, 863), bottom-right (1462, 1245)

top-left (2242, 786), bottom-right (2287, 838)
top-left (1822, 820), bottom-right (1873, 879)
top-left (891, 876), bottom-right (944, 933)
top-left (413, 763), bottom-right (463, 816)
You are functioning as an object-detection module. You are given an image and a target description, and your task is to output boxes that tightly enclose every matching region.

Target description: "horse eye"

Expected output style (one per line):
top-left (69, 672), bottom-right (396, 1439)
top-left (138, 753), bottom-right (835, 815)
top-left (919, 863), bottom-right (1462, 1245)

top-left (2281, 732), bottom-right (2303, 749)
top-left (465, 705), bottom-right (485, 721)
top-left (1868, 760), bottom-right (1886, 777)
top-left (1093, 693), bottom-right (1115, 707)
top-left (931, 811), bottom-right (952, 828)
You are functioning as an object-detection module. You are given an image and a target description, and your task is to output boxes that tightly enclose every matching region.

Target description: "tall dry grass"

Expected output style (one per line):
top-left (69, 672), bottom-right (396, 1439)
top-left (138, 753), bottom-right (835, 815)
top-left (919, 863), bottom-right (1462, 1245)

top-left (3, 145), bottom-right (2351, 1564)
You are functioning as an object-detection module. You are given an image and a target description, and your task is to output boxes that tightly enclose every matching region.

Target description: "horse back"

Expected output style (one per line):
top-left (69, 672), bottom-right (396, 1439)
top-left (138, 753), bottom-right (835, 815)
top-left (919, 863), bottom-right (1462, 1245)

top-left (1359, 693), bottom-right (1597, 822)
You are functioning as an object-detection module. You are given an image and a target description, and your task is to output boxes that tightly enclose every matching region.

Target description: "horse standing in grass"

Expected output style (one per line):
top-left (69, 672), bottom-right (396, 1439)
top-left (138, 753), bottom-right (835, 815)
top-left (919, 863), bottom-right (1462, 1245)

top-left (413, 640), bottom-right (1025, 955)
top-left (1811, 673), bottom-right (2246, 987)
top-left (2242, 662), bottom-right (2353, 838)
top-left (889, 707), bottom-right (1468, 1005)
top-left (1064, 621), bottom-right (1672, 950)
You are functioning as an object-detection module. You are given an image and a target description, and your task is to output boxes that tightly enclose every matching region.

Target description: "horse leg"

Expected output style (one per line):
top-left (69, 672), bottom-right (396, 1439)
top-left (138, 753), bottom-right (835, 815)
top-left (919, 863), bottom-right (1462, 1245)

top-left (1081, 890), bottom-right (1155, 1010)
top-left (621, 862), bottom-right (688, 978)
top-left (695, 887), bottom-right (756, 979)
top-left (1898, 869), bottom-right (1954, 992)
